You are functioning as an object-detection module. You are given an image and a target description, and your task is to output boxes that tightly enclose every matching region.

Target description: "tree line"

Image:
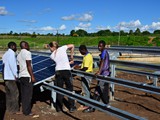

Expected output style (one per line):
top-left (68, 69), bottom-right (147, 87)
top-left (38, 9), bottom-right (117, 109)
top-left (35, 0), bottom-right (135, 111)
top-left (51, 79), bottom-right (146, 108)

top-left (0, 28), bottom-right (160, 37)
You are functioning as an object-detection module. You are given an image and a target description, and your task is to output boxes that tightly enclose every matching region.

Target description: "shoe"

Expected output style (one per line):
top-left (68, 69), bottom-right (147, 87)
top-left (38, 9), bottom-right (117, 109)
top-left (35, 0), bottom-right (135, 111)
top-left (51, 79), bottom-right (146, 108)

top-left (69, 106), bottom-right (76, 113)
top-left (77, 105), bottom-right (89, 111)
top-left (56, 106), bottom-right (62, 112)
top-left (28, 112), bottom-right (35, 116)
top-left (82, 107), bottom-right (95, 113)
top-left (56, 108), bottom-right (62, 112)
top-left (12, 111), bottom-right (22, 115)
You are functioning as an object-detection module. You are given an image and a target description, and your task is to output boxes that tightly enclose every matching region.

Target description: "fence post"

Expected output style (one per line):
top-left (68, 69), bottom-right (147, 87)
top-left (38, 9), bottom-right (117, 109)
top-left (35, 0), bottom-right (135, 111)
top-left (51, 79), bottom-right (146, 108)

top-left (50, 81), bottom-right (56, 110)
top-left (109, 52), bottom-right (119, 101)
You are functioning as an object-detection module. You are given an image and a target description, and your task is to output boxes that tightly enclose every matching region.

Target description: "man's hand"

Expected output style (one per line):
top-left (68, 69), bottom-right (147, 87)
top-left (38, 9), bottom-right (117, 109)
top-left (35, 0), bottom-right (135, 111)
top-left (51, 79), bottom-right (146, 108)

top-left (31, 76), bottom-right (36, 83)
top-left (95, 71), bottom-right (100, 76)
top-left (69, 60), bottom-right (74, 64)
top-left (73, 65), bottom-right (80, 69)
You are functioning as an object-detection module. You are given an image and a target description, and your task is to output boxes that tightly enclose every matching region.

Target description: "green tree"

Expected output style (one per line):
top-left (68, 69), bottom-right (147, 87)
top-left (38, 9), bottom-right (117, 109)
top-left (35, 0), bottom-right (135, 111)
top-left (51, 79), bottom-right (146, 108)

top-left (134, 28), bottom-right (141, 36)
top-left (97, 29), bottom-right (112, 36)
top-left (142, 31), bottom-right (150, 35)
top-left (9, 31), bottom-right (13, 35)
top-left (31, 32), bottom-right (37, 38)
top-left (153, 30), bottom-right (160, 34)
top-left (129, 30), bottom-right (134, 35)
top-left (76, 29), bottom-right (87, 36)
top-left (70, 30), bottom-right (76, 36)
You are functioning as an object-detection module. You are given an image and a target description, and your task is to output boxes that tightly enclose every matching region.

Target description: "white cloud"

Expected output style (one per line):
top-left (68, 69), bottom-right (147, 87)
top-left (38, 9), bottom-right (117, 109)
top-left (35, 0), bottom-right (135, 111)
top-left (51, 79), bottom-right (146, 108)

top-left (79, 22), bottom-right (91, 28)
top-left (116, 20), bottom-right (142, 31)
top-left (0, 6), bottom-right (8, 16)
top-left (61, 15), bottom-right (75, 20)
top-left (58, 24), bottom-right (66, 30)
top-left (110, 20), bottom-right (160, 32)
top-left (39, 26), bottom-right (55, 31)
top-left (141, 25), bottom-right (150, 31)
top-left (119, 20), bottom-right (141, 28)
top-left (96, 26), bottom-right (111, 30)
top-left (148, 22), bottom-right (160, 31)
top-left (18, 20), bottom-right (37, 23)
top-left (32, 25), bottom-right (66, 32)
top-left (61, 13), bottom-right (93, 22)
top-left (75, 22), bottom-right (91, 30)
top-left (77, 13), bottom-right (93, 22)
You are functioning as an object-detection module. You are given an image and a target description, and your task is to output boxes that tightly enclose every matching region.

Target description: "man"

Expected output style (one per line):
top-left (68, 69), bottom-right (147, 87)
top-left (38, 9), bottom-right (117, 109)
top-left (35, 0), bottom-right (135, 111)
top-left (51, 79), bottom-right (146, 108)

top-left (17, 41), bottom-right (36, 116)
top-left (74, 45), bottom-right (93, 111)
top-left (2, 42), bottom-right (20, 114)
top-left (48, 41), bottom-right (76, 113)
top-left (83, 40), bottom-right (110, 113)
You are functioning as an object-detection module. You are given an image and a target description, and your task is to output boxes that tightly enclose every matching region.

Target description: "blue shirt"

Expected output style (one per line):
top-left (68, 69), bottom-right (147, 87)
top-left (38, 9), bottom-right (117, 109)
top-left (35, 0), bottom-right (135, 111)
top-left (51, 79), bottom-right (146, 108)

top-left (99, 49), bottom-right (110, 76)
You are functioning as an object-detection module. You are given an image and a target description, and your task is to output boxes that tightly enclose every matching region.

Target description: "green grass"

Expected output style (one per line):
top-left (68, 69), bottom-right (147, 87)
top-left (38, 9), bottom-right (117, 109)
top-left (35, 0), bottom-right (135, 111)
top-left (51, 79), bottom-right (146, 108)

top-left (0, 35), bottom-right (155, 50)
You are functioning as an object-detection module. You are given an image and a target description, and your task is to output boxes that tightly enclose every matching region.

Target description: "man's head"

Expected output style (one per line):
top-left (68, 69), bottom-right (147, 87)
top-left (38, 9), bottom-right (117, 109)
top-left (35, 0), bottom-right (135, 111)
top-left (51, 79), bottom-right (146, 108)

top-left (20, 41), bottom-right (30, 50)
top-left (79, 45), bottom-right (88, 55)
top-left (98, 40), bottom-right (106, 52)
top-left (8, 42), bottom-right (17, 52)
top-left (48, 41), bottom-right (59, 52)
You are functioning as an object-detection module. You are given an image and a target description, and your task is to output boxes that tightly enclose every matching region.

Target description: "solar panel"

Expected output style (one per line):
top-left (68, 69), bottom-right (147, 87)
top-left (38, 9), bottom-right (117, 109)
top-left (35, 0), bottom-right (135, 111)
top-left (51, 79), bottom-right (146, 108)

top-left (0, 53), bottom-right (82, 85)
top-left (0, 60), bottom-right (2, 72)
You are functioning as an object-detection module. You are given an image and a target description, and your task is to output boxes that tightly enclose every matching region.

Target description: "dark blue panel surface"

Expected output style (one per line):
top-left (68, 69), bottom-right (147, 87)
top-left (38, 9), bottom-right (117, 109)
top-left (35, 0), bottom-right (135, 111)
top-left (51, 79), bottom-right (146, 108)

top-left (0, 60), bottom-right (2, 65)
top-left (0, 54), bottom-right (82, 84)
top-left (32, 56), bottom-right (48, 63)
top-left (33, 58), bottom-right (55, 72)
top-left (0, 60), bottom-right (2, 72)
top-left (34, 65), bottom-right (55, 82)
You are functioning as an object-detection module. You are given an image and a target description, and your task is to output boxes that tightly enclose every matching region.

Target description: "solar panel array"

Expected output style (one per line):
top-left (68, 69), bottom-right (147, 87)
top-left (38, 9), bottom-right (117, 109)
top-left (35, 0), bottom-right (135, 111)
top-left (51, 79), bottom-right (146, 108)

top-left (0, 53), bottom-right (82, 85)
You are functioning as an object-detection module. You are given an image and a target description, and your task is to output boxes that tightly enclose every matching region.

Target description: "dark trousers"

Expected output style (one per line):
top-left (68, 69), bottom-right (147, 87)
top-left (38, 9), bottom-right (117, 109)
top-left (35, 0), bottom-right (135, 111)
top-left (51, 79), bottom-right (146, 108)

top-left (55, 70), bottom-right (75, 109)
top-left (94, 82), bottom-right (109, 104)
top-left (20, 77), bottom-right (33, 115)
top-left (0, 88), bottom-right (5, 120)
top-left (5, 80), bottom-right (19, 113)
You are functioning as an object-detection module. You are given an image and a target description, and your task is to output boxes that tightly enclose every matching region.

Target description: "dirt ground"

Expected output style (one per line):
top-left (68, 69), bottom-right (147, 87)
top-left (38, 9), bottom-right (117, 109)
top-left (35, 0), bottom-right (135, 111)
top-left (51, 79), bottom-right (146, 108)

top-left (0, 72), bottom-right (160, 120)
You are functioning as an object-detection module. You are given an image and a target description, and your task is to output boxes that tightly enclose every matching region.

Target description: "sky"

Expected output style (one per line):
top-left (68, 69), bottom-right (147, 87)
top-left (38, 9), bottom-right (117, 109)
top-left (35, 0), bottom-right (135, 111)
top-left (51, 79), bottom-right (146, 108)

top-left (0, 0), bottom-right (160, 35)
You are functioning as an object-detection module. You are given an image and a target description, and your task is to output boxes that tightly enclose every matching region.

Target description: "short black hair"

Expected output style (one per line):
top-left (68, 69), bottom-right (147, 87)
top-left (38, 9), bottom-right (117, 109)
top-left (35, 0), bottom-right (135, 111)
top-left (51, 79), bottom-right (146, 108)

top-left (98, 40), bottom-right (106, 47)
top-left (8, 42), bottom-right (16, 48)
top-left (20, 41), bottom-right (27, 49)
top-left (79, 45), bottom-right (87, 51)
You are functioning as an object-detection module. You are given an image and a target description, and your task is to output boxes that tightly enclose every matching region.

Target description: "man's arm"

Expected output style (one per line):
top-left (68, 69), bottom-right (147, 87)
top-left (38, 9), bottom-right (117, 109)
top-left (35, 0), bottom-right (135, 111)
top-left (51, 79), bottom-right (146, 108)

top-left (26, 60), bottom-right (36, 82)
top-left (67, 44), bottom-right (74, 64)
top-left (95, 59), bottom-right (104, 76)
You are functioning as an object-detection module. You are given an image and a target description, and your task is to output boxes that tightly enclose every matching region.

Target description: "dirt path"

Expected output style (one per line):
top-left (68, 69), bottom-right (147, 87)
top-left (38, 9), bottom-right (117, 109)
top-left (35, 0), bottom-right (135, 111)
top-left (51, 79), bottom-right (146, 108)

top-left (148, 37), bottom-right (155, 44)
top-left (1, 72), bottom-right (160, 120)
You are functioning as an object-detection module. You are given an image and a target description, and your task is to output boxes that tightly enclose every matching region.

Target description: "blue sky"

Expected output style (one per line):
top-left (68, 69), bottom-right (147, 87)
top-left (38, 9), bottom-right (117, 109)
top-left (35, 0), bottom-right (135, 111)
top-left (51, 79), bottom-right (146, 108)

top-left (0, 0), bottom-right (160, 34)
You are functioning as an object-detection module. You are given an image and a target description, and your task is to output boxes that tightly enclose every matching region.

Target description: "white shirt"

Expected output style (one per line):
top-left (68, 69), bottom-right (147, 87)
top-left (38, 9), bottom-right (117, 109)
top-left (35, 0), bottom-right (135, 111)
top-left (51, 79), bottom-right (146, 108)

top-left (2, 49), bottom-right (18, 80)
top-left (50, 45), bottom-right (71, 71)
top-left (17, 49), bottom-right (32, 78)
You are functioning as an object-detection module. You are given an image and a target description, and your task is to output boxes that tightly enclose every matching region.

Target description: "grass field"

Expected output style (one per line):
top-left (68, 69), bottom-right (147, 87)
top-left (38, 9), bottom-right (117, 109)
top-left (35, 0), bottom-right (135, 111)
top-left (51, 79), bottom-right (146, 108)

top-left (0, 35), bottom-right (153, 50)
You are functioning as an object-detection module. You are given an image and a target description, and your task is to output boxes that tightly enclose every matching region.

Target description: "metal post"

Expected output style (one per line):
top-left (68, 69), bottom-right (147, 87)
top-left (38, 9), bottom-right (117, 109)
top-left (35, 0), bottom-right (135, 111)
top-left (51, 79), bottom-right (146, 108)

top-left (50, 81), bottom-right (56, 110)
top-left (153, 76), bottom-right (158, 86)
top-left (110, 64), bottom-right (115, 101)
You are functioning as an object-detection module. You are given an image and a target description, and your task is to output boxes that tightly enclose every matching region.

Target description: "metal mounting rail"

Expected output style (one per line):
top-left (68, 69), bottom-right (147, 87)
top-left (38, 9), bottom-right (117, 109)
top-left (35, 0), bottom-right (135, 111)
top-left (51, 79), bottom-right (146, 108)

top-left (31, 51), bottom-right (160, 71)
top-left (115, 68), bottom-right (160, 77)
top-left (110, 59), bottom-right (160, 70)
top-left (71, 70), bottom-right (160, 95)
top-left (75, 46), bottom-right (160, 55)
top-left (42, 82), bottom-right (146, 120)
top-left (71, 55), bottom-right (160, 70)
